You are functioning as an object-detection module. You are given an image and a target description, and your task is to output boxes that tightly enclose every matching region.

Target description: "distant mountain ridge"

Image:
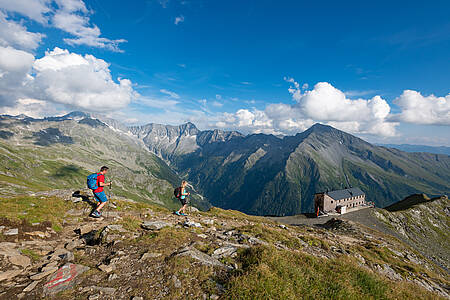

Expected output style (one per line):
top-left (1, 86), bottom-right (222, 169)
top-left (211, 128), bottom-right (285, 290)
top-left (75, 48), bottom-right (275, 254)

top-left (377, 143), bottom-right (450, 156)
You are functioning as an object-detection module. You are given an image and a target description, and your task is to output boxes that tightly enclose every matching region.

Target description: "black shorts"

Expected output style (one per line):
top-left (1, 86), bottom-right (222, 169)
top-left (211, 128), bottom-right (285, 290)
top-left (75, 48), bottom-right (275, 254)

top-left (179, 197), bottom-right (188, 205)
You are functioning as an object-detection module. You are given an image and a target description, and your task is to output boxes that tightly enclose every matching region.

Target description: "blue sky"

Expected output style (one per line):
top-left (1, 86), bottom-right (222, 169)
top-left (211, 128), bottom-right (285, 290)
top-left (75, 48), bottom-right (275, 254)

top-left (0, 0), bottom-right (449, 145)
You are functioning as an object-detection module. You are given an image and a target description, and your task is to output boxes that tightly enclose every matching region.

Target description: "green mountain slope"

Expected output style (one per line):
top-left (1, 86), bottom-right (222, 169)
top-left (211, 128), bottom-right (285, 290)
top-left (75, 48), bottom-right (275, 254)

top-left (374, 194), bottom-right (450, 271)
top-left (0, 114), bottom-right (209, 210)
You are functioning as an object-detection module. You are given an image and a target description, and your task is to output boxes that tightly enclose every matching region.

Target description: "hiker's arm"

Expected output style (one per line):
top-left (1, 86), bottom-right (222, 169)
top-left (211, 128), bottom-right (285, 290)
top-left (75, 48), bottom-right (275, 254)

top-left (99, 182), bottom-right (111, 187)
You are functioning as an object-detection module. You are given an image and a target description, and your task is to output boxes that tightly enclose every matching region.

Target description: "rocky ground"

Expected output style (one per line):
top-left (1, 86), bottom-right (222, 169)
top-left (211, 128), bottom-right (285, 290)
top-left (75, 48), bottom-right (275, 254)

top-left (0, 190), bottom-right (449, 299)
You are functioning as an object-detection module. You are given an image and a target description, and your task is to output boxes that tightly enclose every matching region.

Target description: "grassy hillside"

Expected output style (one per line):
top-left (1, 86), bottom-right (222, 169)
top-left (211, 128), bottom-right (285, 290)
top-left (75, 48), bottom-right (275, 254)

top-left (0, 193), bottom-right (448, 299)
top-left (0, 116), bottom-right (208, 210)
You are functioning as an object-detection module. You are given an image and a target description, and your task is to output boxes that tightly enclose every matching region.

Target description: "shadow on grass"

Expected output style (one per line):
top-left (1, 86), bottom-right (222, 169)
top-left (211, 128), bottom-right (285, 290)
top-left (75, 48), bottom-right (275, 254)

top-left (52, 164), bottom-right (83, 179)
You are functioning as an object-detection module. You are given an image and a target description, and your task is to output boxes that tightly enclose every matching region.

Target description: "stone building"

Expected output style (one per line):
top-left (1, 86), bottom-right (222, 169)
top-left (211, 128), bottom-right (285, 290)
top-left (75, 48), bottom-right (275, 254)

top-left (314, 187), bottom-right (366, 215)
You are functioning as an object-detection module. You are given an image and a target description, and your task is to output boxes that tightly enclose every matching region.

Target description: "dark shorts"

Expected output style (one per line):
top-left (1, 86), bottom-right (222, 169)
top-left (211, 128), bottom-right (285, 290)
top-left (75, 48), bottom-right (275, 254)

top-left (93, 191), bottom-right (108, 203)
top-left (179, 196), bottom-right (188, 205)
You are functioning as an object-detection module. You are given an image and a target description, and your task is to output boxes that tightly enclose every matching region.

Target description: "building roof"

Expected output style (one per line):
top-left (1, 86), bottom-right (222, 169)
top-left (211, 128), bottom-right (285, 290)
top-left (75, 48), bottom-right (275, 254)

top-left (324, 187), bottom-right (365, 200)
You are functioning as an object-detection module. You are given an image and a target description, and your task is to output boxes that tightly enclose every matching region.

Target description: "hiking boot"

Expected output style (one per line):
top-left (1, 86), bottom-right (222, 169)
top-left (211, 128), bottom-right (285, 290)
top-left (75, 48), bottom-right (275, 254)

top-left (175, 211), bottom-right (181, 216)
top-left (91, 211), bottom-right (101, 218)
top-left (180, 213), bottom-right (187, 216)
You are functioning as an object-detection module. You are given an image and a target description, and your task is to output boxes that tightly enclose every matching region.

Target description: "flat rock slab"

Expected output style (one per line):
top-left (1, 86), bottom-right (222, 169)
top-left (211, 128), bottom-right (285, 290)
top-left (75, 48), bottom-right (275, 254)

top-left (0, 270), bottom-right (22, 282)
top-left (176, 247), bottom-right (227, 268)
top-left (141, 221), bottom-right (171, 230)
top-left (9, 254), bottom-right (31, 268)
top-left (4, 228), bottom-right (18, 235)
top-left (43, 263), bottom-right (89, 295)
top-left (184, 221), bottom-right (202, 228)
top-left (104, 224), bottom-right (126, 232)
top-left (140, 252), bottom-right (162, 260)
top-left (212, 246), bottom-right (238, 258)
top-left (23, 280), bottom-right (40, 292)
top-left (30, 267), bottom-right (59, 280)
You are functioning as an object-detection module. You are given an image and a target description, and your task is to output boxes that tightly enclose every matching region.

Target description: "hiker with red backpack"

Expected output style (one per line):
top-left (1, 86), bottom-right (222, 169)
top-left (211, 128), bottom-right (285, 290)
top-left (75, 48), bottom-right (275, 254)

top-left (174, 180), bottom-right (190, 216)
top-left (87, 166), bottom-right (112, 218)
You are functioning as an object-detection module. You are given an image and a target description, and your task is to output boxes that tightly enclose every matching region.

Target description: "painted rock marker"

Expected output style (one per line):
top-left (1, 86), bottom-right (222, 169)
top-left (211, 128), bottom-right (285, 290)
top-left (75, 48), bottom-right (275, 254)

top-left (43, 263), bottom-right (89, 295)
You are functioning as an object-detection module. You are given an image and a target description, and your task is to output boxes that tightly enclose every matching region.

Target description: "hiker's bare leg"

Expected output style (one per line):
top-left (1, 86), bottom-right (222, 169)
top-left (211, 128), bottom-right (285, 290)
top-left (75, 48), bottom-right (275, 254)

top-left (181, 204), bottom-right (187, 213)
top-left (96, 201), bottom-right (106, 212)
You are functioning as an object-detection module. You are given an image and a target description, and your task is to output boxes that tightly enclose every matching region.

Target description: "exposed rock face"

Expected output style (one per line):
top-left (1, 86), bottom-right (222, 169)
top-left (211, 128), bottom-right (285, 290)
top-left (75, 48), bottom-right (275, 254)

top-left (128, 122), bottom-right (242, 161)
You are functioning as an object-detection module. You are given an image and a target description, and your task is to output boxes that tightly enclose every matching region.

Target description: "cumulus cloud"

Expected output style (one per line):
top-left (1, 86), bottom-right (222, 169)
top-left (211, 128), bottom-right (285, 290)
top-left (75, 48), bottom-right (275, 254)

top-left (0, 0), bottom-right (51, 23)
top-left (0, 46), bottom-right (35, 106)
top-left (0, 0), bottom-right (125, 52)
top-left (0, 11), bottom-right (45, 50)
top-left (160, 89), bottom-right (180, 99)
top-left (32, 47), bottom-right (134, 110)
top-left (0, 47), bottom-right (135, 113)
top-left (174, 15), bottom-right (184, 25)
top-left (391, 90), bottom-right (450, 125)
top-left (216, 81), bottom-right (398, 137)
top-left (53, 0), bottom-right (126, 52)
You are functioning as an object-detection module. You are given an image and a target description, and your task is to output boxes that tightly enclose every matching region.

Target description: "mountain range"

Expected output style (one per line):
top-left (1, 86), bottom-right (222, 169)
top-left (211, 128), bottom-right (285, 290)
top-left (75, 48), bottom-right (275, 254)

top-left (1, 111), bottom-right (449, 216)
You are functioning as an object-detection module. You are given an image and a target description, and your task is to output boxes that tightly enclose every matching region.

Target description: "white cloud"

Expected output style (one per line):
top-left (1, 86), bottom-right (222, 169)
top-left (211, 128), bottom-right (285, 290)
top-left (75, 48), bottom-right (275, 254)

top-left (0, 47), bottom-right (135, 113)
top-left (0, 98), bottom-right (66, 118)
top-left (159, 89), bottom-right (180, 99)
top-left (52, 0), bottom-right (126, 52)
top-left (0, 0), bottom-right (51, 23)
top-left (212, 101), bottom-right (223, 108)
top-left (0, 0), bottom-right (126, 52)
top-left (241, 81), bottom-right (251, 85)
top-left (391, 90), bottom-right (450, 125)
top-left (32, 47), bottom-right (134, 111)
top-left (0, 46), bottom-right (35, 106)
top-left (0, 11), bottom-right (45, 50)
top-left (174, 15), bottom-right (184, 25)
top-left (344, 90), bottom-right (377, 97)
top-left (216, 81), bottom-right (398, 137)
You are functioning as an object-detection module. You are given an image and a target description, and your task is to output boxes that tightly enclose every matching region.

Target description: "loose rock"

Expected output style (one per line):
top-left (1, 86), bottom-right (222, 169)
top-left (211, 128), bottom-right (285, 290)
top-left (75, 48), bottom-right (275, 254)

top-left (0, 270), bottom-right (22, 282)
top-left (141, 220), bottom-right (171, 230)
top-left (23, 280), bottom-right (39, 292)
top-left (140, 252), bottom-right (162, 260)
top-left (4, 228), bottom-right (19, 235)
top-left (184, 220), bottom-right (202, 228)
top-left (9, 255), bottom-right (31, 268)
top-left (176, 247), bottom-right (227, 268)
